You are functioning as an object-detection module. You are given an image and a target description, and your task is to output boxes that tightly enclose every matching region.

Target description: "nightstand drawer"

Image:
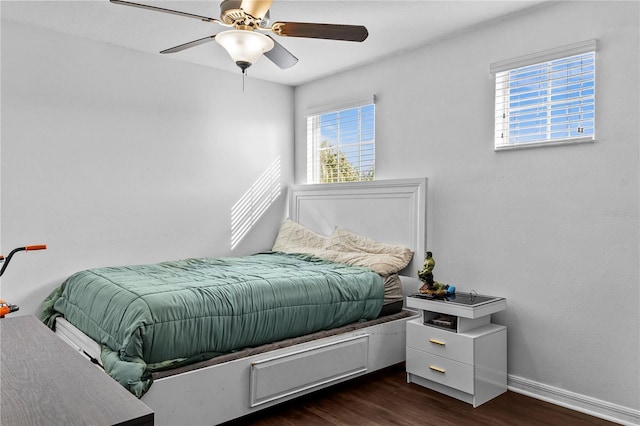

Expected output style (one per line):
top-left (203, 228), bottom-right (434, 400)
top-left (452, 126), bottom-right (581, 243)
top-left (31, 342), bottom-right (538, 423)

top-left (406, 347), bottom-right (474, 394)
top-left (406, 320), bottom-right (473, 364)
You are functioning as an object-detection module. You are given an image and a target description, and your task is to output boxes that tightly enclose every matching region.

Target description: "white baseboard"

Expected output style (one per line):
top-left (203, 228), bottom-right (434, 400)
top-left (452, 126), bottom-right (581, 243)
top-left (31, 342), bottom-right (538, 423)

top-left (508, 375), bottom-right (640, 426)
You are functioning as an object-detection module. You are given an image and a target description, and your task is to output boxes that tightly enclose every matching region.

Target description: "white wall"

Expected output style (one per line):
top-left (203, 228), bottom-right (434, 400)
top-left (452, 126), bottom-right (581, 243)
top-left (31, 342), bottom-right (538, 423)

top-left (295, 1), bottom-right (639, 417)
top-left (2, 1), bottom-right (638, 421)
top-left (1, 20), bottom-right (294, 315)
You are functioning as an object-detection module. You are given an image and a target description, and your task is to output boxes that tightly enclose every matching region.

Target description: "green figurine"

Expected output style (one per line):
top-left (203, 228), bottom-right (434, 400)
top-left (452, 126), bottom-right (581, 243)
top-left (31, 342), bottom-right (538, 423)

top-left (417, 251), bottom-right (435, 287)
top-left (417, 251), bottom-right (453, 295)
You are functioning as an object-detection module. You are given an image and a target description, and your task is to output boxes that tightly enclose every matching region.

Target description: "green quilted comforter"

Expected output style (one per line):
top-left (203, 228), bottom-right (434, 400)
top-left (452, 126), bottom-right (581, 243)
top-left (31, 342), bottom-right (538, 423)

top-left (41, 252), bottom-right (383, 396)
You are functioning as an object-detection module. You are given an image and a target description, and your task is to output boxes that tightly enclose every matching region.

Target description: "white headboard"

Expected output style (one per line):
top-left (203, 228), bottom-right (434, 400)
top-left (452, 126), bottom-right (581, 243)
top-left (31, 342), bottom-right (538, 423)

top-left (289, 178), bottom-right (427, 277)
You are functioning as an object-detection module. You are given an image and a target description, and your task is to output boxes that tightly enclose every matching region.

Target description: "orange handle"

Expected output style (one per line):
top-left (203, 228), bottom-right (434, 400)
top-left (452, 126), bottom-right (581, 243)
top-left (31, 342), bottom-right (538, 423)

top-left (25, 245), bottom-right (47, 251)
top-left (0, 300), bottom-right (10, 317)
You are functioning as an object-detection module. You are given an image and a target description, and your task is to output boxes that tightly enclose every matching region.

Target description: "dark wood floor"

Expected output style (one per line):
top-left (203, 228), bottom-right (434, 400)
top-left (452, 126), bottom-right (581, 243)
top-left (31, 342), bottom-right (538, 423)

top-left (224, 363), bottom-right (616, 426)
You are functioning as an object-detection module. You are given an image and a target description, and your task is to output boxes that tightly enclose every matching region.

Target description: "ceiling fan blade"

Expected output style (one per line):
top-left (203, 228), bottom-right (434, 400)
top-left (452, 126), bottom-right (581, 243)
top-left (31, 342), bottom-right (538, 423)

top-left (240, 0), bottom-right (273, 20)
top-left (263, 36), bottom-right (298, 69)
top-left (110, 0), bottom-right (220, 23)
top-left (271, 22), bottom-right (368, 42)
top-left (160, 35), bottom-right (217, 54)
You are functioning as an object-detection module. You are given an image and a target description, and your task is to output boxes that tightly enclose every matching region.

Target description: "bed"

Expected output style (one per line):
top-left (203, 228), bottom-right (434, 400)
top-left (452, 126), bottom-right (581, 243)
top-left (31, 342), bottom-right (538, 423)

top-left (43, 177), bottom-right (427, 425)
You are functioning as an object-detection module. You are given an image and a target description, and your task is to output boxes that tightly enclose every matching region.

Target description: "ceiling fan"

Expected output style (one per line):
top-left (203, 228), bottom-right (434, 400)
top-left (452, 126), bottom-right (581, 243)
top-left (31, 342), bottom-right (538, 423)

top-left (110, 0), bottom-right (369, 74)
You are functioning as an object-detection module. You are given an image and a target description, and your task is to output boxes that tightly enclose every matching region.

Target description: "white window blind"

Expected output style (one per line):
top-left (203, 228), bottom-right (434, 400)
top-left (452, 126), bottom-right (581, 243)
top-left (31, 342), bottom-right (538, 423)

top-left (306, 97), bottom-right (375, 184)
top-left (492, 40), bottom-right (597, 150)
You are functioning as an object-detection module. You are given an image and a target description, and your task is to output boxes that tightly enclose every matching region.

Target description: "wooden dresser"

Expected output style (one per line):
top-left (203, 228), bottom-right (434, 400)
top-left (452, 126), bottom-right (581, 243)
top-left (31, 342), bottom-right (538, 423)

top-left (1, 315), bottom-right (154, 426)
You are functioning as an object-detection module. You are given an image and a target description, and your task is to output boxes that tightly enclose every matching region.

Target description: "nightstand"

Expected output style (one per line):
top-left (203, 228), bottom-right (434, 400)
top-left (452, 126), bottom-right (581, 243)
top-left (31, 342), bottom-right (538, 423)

top-left (405, 292), bottom-right (507, 407)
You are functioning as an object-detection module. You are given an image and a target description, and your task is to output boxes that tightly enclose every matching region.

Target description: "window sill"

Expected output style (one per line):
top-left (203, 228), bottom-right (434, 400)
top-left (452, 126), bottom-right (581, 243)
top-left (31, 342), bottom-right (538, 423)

top-left (494, 136), bottom-right (595, 152)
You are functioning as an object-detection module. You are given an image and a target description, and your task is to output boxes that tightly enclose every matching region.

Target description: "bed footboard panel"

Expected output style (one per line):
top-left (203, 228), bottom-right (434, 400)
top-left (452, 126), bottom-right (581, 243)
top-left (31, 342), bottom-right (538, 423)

top-left (142, 314), bottom-right (415, 425)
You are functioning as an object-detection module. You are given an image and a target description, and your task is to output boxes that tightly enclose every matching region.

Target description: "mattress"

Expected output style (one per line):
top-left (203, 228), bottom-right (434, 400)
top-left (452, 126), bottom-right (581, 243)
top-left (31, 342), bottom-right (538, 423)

top-left (41, 252), bottom-right (384, 396)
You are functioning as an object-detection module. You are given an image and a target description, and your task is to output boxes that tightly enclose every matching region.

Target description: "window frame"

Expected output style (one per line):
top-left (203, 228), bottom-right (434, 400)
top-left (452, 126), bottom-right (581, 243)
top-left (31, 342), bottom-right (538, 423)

top-left (305, 96), bottom-right (376, 184)
top-left (491, 40), bottom-right (597, 151)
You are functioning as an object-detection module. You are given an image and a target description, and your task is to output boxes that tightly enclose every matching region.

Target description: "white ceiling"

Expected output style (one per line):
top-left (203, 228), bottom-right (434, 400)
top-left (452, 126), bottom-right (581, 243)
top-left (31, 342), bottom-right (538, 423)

top-left (1, 0), bottom-right (549, 86)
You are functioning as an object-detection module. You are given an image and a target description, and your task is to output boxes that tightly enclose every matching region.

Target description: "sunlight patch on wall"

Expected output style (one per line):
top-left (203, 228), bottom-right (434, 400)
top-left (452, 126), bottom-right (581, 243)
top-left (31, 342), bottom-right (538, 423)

top-left (231, 157), bottom-right (281, 249)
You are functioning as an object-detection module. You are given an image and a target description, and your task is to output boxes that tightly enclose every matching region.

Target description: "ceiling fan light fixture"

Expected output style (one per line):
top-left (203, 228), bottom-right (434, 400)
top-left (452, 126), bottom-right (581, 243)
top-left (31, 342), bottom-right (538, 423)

top-left (215, 30), bottom-right (274, 71)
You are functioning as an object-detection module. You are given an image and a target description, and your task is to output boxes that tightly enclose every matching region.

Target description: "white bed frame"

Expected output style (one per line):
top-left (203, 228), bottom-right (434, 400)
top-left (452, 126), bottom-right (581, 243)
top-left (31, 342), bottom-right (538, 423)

top-left (55, 177), bottom-right (427, 425)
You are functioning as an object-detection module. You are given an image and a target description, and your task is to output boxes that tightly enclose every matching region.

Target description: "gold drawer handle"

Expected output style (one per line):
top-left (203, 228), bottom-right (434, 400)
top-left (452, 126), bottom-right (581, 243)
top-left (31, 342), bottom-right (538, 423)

top-left (429, 338), bottom-right (446, 346)
top-left (429, 365), bottom-right (446, 374)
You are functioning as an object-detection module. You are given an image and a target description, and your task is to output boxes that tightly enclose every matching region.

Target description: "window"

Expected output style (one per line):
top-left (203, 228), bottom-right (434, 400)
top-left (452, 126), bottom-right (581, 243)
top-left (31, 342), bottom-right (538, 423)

top-left (491, 40), bottom-right (597, 150)
top-left (306, 97), bottom-right (375, 184)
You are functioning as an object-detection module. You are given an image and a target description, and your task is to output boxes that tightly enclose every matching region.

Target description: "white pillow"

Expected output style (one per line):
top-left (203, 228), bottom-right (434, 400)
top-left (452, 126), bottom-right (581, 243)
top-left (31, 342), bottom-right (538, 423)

top-left (272, 219), bottom-right (328, 253)
top-left (324, 227), bottom-right (414, 273)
